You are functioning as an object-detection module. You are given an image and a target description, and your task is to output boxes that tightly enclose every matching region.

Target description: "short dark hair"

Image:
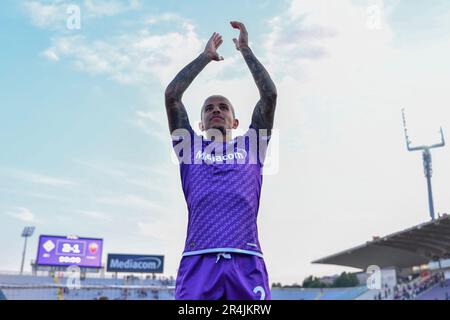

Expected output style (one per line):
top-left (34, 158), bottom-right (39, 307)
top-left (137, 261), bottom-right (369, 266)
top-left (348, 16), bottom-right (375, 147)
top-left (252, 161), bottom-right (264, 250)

top-left (201, 95), bottom-right (235, 119)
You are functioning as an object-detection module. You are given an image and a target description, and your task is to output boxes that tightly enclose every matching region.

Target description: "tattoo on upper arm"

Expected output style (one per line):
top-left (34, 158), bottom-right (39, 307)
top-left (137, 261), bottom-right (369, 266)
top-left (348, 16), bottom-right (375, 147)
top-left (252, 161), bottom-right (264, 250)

top-left (252, 99), bottom-right (275, 134)
top-left (165, 98), bottom-right (191, 133)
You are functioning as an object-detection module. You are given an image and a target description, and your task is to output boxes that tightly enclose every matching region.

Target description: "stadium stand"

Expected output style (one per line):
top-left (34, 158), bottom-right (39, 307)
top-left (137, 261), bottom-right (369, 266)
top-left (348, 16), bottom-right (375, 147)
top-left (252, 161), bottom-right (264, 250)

top-left (363, 272), bottom-right (449, 300)
top-left (271, 288), bottom-right (321, 300)
top-left (1, 273), bottom-right (374, 300)
top-left (3, 272), bottom-right (449, 300)
top-left (0, 274), bottom-right (175, 300)
top-left (319, 286), bottom-right (368, 300)
top-left (270, 286), bottom-right (368, 300)
top-left (416, 279), bottom-right (450, 300)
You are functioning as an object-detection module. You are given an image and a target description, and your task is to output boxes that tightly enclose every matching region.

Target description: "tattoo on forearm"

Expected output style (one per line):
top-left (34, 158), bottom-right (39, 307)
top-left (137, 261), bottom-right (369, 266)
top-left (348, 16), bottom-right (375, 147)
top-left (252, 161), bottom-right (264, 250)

top-left (166, 53), bottom-right (211, 100)
top-left (165, 53), bottom-right (211, 132)
top-left (240, 47), bottom-right (277, 99)
top-left (240, 47), bottom-right (277, 130)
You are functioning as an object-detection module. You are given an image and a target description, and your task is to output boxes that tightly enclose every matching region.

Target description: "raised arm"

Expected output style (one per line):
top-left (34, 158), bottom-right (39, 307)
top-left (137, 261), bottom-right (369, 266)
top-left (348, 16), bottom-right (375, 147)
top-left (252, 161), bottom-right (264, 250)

top-left (165, 32), bottom-right (224, 134)
top-left (231, 21), bottom-right (277, 133)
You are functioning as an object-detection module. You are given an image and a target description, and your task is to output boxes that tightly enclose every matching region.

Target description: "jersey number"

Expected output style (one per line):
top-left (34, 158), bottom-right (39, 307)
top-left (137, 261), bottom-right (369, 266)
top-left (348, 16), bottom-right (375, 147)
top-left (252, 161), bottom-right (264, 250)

top-left (253, 286), bottom-right (266, 300)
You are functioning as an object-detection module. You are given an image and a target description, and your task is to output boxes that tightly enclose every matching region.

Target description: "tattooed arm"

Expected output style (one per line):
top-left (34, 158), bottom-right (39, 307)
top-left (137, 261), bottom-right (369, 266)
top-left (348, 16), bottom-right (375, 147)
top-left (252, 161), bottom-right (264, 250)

top-left (165, 32), bottom-right (224, 134)
top-left (231, 21), bottom-right (277, 133)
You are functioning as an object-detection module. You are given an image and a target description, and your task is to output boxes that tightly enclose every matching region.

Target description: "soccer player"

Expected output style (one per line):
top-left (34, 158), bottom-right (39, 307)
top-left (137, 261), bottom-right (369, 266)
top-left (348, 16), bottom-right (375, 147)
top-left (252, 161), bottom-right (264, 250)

top-left (165, 21), bottom-right (277, 300)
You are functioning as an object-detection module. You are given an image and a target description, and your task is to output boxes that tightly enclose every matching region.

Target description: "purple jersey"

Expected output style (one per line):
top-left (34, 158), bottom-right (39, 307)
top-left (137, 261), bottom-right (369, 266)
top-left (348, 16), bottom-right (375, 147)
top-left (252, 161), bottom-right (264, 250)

top-left (172, 125), bottom-right (270, 257)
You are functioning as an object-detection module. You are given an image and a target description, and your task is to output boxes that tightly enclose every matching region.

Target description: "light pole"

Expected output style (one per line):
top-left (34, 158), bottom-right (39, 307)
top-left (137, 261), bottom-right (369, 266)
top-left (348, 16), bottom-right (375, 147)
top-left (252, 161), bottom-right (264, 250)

top-left (20, 226), bottom-right (35, 275)
top-left (402, 109), bottom-right (445, 221)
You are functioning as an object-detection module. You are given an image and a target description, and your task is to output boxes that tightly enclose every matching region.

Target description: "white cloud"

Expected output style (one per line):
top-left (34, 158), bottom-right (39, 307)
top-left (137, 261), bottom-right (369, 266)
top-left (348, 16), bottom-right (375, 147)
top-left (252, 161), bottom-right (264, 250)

top-left (97, 194), bottom-right (165, 213)
top-left (145, 12), bottom-right (184, 25)
top-left (135, 110), bottom-right (166, 125)
top-left (73, 159), bottom-right (173, 194)
top-left (5, 207), bottom-right (36, 222)
top-left (42, 48), bottom-right (60, 61)
top-left (264, 0), bottom-right (395, 80)
top-left (130, 109), bottom-right (170, 142)
top-left (84, 0), bottom-right (140, 17)
top-left (1, 169), bottom-right (78, 187)
top-left (22, 1), bottom-right (67, 29)
top-left (42, 22), bottom-right (203, 85)
top-left (78, 210), bottom-right (113, 221)
top-left (137, 220), bottom-right (184, 241)
top-left (41, 11), bottom-right (241, 87)
top-left (25, 173), bottom-right (77, 187)
top-left (23, 0), bottom-right (141, 30)
top-left (74, 159), bottom-right (128, 178)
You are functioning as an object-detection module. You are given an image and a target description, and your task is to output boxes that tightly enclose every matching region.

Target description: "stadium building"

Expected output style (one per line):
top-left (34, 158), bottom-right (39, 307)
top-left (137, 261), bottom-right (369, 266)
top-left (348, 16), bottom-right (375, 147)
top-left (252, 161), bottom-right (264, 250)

top-left (2, 216), bottom-right (450, 300)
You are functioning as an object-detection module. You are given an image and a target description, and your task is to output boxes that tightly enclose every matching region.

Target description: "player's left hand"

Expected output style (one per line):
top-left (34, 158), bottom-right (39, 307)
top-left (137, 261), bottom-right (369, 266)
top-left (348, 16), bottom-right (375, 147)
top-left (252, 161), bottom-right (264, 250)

top-left (230, 21), bottom-right (249, 51)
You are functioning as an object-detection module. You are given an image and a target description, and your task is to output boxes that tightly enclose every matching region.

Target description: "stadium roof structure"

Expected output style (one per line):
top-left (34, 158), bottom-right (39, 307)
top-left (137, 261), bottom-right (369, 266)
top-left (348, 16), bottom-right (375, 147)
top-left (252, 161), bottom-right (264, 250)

top-left (312, 214), bottom-right (450, 270)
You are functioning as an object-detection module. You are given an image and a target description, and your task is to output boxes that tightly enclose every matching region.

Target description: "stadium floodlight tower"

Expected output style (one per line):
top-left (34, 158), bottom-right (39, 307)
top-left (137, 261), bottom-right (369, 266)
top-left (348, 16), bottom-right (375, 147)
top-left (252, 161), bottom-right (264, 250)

top-left (402, 109), bottom-right (446, 221)
top-left (20, 226), bottom-right (35, 275)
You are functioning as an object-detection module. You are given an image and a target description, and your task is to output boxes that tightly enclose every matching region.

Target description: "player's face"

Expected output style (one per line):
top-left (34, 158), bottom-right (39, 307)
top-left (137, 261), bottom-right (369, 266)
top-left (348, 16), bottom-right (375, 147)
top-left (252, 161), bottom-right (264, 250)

top-left (201, 96), bottom-right (238, 133)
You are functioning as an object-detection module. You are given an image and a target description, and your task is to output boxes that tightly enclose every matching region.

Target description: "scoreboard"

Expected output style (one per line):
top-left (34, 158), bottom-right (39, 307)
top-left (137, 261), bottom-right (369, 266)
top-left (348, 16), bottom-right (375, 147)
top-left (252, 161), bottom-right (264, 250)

top-left (36, 235), bottom-right (103, 268)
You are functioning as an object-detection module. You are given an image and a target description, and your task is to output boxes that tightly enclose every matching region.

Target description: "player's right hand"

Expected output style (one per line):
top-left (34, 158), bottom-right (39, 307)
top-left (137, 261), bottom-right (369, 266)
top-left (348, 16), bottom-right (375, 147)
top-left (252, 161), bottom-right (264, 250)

top-left (204, 32), bottom-right (224, 61)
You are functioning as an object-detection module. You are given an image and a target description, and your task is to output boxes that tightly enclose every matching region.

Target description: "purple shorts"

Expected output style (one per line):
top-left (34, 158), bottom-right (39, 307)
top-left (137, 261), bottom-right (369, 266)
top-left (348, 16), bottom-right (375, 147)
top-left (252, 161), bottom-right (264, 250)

top-left (175, 252), bottom-right (271, 300)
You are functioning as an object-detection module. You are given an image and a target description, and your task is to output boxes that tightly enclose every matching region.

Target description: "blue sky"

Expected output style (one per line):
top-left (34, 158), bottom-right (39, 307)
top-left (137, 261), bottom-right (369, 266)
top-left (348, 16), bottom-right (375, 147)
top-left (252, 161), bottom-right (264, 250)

top-left (2, 0), bottom-right (450, 284)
